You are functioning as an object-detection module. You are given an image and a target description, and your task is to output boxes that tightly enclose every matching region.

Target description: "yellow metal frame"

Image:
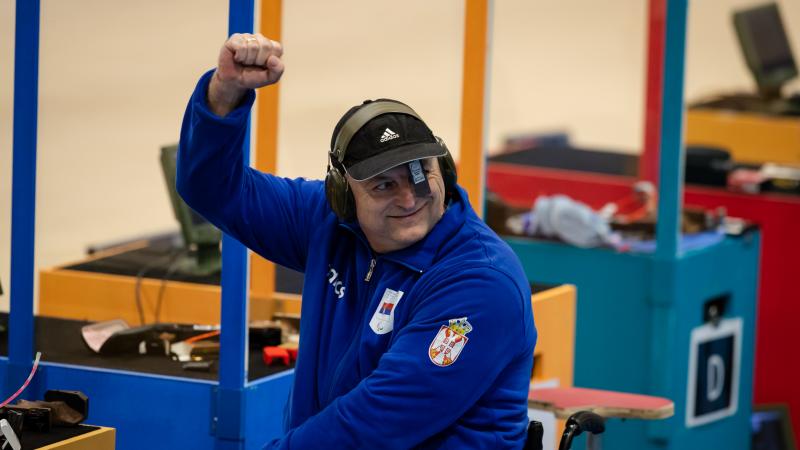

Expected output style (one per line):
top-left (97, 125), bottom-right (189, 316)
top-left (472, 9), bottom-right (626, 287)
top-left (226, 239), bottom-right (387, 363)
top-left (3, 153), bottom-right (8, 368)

top-left (38, 426), bottom-right (116, 450)
top-left (37, 240), bottom-right (301, 323)
top-left (686, 109), bottom-right (800, 166)
top-left (530, 284), bottom-right (576, 450)
top-left (38, 263), bottom-right (300, 324)
top-left (250, 0), bottom-right (283, 301)
top-left (531, 285), bottom-right (576, 387)
top-left (459, 0), bottom-right (491, 212)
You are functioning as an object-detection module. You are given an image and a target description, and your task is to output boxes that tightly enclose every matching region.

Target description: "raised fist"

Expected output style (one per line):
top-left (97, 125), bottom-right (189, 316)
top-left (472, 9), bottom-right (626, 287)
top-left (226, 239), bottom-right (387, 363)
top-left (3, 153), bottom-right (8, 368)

top-left (208, 33), bottom-right (284, 116)
top-left (217, 33), bottom-right (284, 89)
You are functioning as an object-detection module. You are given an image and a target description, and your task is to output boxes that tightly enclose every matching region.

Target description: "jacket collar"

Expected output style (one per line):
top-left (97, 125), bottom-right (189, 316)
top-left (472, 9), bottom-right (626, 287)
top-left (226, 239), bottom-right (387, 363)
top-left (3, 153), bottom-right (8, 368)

top-left (340, 186), bottom-right (472, 273)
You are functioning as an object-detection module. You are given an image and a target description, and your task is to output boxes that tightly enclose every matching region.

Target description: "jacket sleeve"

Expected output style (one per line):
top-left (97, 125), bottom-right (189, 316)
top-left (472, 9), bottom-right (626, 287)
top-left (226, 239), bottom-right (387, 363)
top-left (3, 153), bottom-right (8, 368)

top-left (176, 70), bottom-right (330, 272)
top-left (264, 266), bottom-right (537, 449)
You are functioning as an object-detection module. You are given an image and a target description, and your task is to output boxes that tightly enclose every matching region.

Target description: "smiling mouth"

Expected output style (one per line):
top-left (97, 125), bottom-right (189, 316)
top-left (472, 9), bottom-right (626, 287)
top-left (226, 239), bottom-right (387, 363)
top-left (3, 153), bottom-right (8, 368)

top-left (389, 205), bottom-right (426, 219)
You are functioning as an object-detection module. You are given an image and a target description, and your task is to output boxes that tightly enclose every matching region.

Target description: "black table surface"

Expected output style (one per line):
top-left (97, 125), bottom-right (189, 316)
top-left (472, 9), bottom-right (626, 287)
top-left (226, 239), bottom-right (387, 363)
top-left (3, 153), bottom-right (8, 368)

top-left (20, 424), bottom-right (101, 449)
top-left (0, 313), bottom-right (292, 382)
top-left (489, 145), bottom-right (639, 177)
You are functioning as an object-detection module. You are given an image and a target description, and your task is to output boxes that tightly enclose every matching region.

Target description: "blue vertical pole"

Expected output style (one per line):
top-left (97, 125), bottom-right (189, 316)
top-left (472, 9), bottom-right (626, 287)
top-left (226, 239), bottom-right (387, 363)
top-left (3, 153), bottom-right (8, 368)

top-left (8, 0), bottom-right (41, 388)
top-left (216, 1), bottom-right (254, 449)
top-left (647, 0), bottom-right (688, 442)
top-left (654, 0), bottom-right (688, 261)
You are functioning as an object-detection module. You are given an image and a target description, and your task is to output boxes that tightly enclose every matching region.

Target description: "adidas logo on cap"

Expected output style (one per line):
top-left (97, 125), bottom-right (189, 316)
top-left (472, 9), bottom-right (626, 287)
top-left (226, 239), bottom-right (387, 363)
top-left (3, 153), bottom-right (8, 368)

top-left (379, 128), bottom-right (400, 143)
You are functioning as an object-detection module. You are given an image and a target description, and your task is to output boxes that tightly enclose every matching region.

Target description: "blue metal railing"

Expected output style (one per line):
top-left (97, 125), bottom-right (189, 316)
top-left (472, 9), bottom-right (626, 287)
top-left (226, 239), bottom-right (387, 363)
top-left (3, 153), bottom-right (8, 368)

top-left (9, 0), bottom-right (41, 389)
top-left (215, 1), bottom-right (255, 447)
top-left (655, 0), bottom-right (688, 261)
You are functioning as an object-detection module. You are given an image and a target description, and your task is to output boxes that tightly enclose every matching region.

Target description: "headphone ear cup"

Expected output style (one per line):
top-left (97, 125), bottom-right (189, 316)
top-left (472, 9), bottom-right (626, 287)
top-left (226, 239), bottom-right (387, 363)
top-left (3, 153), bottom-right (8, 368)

top-left (435, 137), bottom-right (458, 199)
top-left (439, 152), bottom-right (457, 190)
top-left (325, 166), bottom-right (355, 221)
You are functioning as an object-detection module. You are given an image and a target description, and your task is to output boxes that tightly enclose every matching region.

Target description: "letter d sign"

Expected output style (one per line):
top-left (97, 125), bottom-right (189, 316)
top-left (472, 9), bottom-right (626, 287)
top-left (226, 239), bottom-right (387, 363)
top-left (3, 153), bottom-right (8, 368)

top-left (686, 318), bottom-right (742, 428)
top-left (706, 354), bottom-right (725, 402)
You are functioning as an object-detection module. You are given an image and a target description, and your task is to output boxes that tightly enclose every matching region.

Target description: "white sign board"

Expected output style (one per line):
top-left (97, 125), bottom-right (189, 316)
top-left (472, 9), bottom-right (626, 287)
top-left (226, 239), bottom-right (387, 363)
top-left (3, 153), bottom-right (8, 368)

top-left (686, 317), bottom-right (742, 428)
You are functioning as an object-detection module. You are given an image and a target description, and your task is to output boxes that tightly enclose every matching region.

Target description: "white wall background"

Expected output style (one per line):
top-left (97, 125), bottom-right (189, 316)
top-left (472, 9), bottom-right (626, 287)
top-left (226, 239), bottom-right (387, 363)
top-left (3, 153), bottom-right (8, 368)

top-left (1, 0), bottom-right (799, 311)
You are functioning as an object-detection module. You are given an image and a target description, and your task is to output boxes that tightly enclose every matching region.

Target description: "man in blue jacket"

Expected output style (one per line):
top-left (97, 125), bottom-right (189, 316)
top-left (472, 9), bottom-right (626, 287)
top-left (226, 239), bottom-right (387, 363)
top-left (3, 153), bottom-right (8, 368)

top-left (178, 33), bottom-right (537, 449)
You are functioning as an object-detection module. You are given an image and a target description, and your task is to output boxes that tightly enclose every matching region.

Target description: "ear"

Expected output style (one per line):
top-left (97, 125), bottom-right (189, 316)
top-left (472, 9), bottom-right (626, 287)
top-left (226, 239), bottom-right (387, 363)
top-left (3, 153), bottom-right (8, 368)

top-left (344, 174), bottom-right (360, 211)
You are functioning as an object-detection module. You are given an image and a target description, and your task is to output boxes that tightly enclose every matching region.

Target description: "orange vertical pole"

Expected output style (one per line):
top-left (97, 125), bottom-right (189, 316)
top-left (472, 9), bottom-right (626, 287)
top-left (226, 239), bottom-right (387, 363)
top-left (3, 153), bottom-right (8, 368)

top-left (459, 0), bottom-right (491, 217)
top-left (251, 0), bottom-right (282, 301)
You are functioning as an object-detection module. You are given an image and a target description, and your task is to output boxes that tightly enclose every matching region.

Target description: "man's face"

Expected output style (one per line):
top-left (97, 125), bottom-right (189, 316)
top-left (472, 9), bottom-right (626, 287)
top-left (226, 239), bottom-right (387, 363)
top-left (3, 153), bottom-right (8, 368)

top-left (347, 158), bottom-right (446, 254)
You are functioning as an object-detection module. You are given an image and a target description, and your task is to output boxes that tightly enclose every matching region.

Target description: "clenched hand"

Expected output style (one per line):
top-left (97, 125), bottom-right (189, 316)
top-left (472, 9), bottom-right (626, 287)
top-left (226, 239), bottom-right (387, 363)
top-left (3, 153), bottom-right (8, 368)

top-left (208, 33), bottom-right (284, 117)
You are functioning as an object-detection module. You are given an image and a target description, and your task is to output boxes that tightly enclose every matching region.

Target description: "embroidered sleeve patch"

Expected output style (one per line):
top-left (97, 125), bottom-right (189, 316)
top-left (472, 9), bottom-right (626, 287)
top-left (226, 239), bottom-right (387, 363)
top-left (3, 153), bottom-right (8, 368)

top-left (428, 317), bottom-right (473, 367)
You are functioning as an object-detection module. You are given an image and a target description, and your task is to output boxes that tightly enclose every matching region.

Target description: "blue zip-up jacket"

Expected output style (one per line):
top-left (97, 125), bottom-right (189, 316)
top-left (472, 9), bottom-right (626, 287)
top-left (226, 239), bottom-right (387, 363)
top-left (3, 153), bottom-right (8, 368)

top-left (178, 71), bottom-right (537, 449)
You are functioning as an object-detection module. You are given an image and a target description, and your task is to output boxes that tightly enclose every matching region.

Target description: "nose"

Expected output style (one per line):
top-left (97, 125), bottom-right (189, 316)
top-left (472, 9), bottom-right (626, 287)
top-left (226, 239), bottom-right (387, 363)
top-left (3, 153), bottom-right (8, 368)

top-left (396, 179), bottom-right (417, 210)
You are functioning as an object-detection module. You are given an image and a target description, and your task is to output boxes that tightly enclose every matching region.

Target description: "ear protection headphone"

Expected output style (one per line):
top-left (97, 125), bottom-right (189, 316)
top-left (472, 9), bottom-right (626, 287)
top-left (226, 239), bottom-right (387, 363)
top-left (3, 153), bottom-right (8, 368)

top-left (325, 100), bottom-right (457, 221)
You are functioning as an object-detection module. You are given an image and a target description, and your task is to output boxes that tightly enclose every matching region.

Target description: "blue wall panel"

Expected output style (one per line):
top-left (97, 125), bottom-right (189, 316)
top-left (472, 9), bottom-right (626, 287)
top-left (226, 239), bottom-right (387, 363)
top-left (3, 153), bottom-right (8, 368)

top-left (244, 371), bottom-right (294, 449)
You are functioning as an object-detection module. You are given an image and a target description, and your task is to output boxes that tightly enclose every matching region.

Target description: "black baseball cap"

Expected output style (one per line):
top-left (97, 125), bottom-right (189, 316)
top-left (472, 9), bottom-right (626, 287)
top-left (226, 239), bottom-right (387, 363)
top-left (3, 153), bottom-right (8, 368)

top-left (330, 99), bottom-right (446, 181)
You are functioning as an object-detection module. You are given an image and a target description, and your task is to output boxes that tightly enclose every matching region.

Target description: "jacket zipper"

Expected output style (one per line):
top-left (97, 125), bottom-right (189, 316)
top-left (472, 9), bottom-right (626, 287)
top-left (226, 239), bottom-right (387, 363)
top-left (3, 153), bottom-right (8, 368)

top-left (365, 258), bottom-right (376, 282)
